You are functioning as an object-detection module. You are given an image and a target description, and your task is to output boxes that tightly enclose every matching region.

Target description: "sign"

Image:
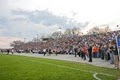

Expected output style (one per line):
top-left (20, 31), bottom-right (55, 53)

top-left (116, 35), bottom-right (120, 61)
top-left (116, 36), bottom-right (120, 48)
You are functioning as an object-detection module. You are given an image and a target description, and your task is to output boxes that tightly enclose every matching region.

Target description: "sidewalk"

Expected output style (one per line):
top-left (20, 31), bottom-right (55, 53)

top-left (14, 53), bottom-right (119, 69)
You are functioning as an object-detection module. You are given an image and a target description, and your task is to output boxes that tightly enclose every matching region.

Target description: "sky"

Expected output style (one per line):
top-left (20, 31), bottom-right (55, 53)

top-left (0, 0), bottom-right (120, 48)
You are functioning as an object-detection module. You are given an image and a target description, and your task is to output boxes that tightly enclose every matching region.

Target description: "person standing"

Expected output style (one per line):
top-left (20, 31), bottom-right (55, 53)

top-left (11, 49), bottom-right (14, 54)
top-left (81, 45), bottom-right (88, 60)
top-left (74, 46), bottom-right (78, 57)
top-left (111, 40), bottom-right (119, 69)
top-left (43, 48), bottom-right (46, 56)
top-left (92, 44), bottom-right (97, 58)
top-left (7, 49), bottom-right (10, 55)
top-left (88, 43), bottom-right (93, 62)
top-left (48, 48), bottom-right (52, 56)
top-left (1, 50), bottom-right (3, 53)
top-left (109, 43), bottom-right (114, 64)
top-left (101, 44), bottom-right (105, 60)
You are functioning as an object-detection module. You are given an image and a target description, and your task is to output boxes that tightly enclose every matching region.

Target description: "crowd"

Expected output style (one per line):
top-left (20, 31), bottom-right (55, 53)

top-left (34, 30), bottom-right (120, 69)
top-left (0, 30), bottom-right (120, 69)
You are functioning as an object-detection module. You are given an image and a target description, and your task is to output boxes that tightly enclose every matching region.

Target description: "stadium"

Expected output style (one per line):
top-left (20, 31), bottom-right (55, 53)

top-left (0, 0), bottom-right (120, 80)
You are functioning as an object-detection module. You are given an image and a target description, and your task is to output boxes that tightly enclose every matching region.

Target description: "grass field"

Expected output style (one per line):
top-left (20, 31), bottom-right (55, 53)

top-left (0, 54), bottom-right (120, 80)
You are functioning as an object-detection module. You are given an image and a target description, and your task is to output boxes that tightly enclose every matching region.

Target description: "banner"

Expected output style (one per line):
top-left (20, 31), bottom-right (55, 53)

top-left (116, 36), bottom-right (120, 61)
top-left (117, 36), bottom-right (120, 47)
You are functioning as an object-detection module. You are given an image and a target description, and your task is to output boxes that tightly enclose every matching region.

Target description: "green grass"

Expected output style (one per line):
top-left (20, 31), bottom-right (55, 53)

top-left (0, 54), bottom-right (119, 80)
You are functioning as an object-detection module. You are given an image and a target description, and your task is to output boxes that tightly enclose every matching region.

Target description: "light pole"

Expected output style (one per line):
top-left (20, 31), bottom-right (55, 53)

top-left (59, 28), bottom-right (62, 38)
top-left (36, 34), bottom-right (39, 51)
top-left (37, 34), bottom-right (38, 42)
top-left (24, 38), bottom-right (26, 43)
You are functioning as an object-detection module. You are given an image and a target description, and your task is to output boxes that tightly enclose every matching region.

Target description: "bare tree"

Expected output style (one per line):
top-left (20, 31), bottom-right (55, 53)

top-left (10, 40), bottom-right (24, 50)
top-left (87, 27), bottom-right (98, 35)
top-left (64, 27), bottom-right (80, 37)
top-left (51, 31), bottom-right (62, 39)
top-left (88, 26), bottom-right (111, 34)
top-left (71, 27), bottom-right (80, 35)
top-left (64, 28), bottom-right (72, 37)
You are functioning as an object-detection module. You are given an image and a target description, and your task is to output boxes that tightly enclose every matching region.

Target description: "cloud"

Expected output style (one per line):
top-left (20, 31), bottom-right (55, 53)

top-left (12, 9), bottom-right (88, 29)
top-left (0, 14), bottom-right (60, 41)
top-left (0, 9), bottom-right (88, 40)
top-left (0, 17), bottom-right (8, 25)
top-left (0, 36), bottom-right (23, 49)
top-left (0, 8), bottom-right (89, 48)
top-left (0, 0), bottom-right (10, 17)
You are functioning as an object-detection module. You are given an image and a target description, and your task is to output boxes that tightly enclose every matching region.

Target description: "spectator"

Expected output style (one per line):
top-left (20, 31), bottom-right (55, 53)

top-left (109, 42), bottom-right (114, 64)
top-left (43, 48), bottom-right (46, 56)
top-left (111, 40), bottom-right (119, 69)
top-left (74, 46), bottom-right (78, 57)
top-left (81, 45), bottom-right (88, 60)
top-left (88, 43), bottom-right (93, 62)
top-left (92, 44), bottom-right (98, 58)
top-left (7, 49), bottom-right (10, 55)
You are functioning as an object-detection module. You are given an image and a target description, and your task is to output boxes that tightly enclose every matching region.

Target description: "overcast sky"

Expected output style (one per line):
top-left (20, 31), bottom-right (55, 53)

top-left (0, 0), bottom-right (120, 48)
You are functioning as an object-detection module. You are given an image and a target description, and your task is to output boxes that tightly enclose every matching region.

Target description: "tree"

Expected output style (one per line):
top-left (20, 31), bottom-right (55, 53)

top-left (97, 26), bottom-right (111, 33)
top-left (88, 27), bottom-right (99, 34)
top-left (88, 26), bottom-right (111, 34)
top-left (71, 27), bottom-right (80, 36)
top-left (51, 31), bottom-right (62, 39)
top-left (10, 40), bottom-right (24, 50)
top-left (64, 28), bottom-right (72, 37)
top-left (64, 27), bottom-right (80, 37)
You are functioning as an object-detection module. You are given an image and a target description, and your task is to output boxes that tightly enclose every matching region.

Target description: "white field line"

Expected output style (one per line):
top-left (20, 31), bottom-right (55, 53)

top-left (20, 58), bottom-right (115, 80)
top-left (93, 73), bottom-right (101, 80)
